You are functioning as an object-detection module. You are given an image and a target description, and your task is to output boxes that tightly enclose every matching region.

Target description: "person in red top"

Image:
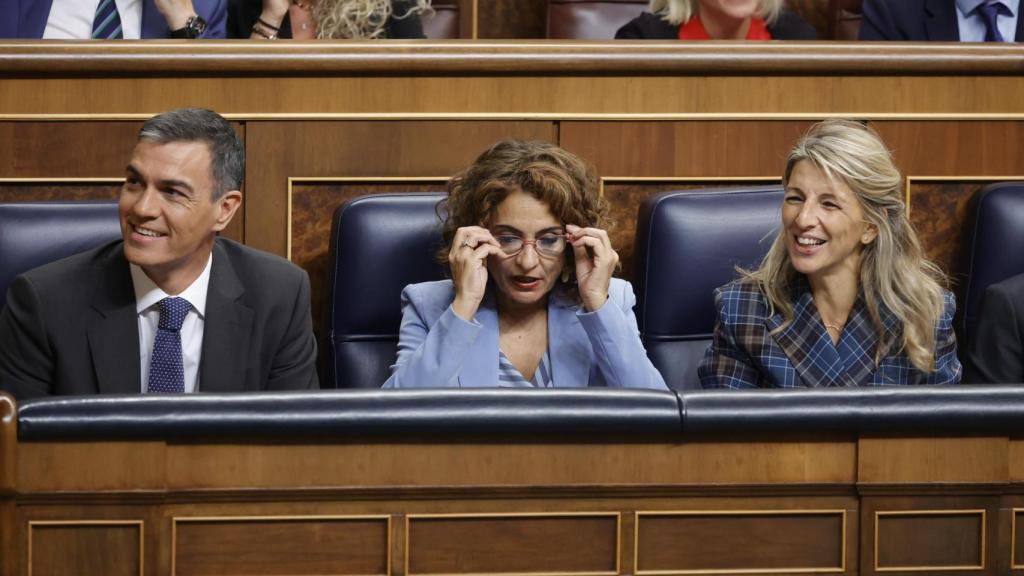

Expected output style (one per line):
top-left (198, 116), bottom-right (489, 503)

top-left (615, 0), bottom-right (816, 40)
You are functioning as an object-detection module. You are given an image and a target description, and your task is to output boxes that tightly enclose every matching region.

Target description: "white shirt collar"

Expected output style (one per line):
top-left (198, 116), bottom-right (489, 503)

top-left (130, 254), bottom-right (213, 318)
top-left (958, 0), bottom-right (1019, 16)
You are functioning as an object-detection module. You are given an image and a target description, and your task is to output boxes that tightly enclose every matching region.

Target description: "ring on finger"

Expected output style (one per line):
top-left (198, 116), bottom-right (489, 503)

top-left (460, 240), bottom-right (474, 248)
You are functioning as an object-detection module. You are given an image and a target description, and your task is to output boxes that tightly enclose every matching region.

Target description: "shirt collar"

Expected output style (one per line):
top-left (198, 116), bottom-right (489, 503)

top-left (130, 254), bottom-right (213, 318)
top-left (957, 0), bottom-right (1018, 16)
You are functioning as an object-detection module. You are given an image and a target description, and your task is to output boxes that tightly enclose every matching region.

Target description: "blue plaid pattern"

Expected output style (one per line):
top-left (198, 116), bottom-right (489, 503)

top-left (698, 280), bottom-right (962, 388)
top-left (91, 0), bottom-right (124, 39)
top-left (147, 297), bottom-right (191, 394)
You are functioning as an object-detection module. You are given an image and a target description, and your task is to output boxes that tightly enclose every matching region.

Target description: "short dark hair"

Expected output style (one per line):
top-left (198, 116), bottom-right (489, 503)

top-left (138, 108), bottom-right (244, 199)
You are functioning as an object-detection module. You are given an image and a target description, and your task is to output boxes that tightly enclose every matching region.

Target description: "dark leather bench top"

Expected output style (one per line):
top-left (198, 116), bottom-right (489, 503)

top-left (17, 386), bottom-right (1024, 442)
top-left (17, 389), bottom-right (683, 441)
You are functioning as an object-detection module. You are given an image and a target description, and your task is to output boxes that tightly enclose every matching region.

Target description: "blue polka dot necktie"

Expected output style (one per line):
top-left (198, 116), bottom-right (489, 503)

top-left (147, 297), bottom-right (191, 394)
top-left (91, 0), bottom-right (125, 39)
top-left (977, 2), bottom-right (1006, 42)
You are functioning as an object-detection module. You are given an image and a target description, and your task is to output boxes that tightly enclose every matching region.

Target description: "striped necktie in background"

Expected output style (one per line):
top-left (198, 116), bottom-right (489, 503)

top-left (91, 0), bottom-right (124, 39)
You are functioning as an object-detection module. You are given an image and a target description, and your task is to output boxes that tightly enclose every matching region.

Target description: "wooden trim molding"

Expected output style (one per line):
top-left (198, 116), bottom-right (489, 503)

top-left (2, 42), bottom-right (1023, 76)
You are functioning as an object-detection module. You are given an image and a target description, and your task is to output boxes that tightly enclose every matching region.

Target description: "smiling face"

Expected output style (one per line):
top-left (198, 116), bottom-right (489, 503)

top-left (119, 139), bottom-right (241, 293)
top-left (782, 160), bottom-right (877, 286)
top-left (486, 190), bottom-right (566, 311)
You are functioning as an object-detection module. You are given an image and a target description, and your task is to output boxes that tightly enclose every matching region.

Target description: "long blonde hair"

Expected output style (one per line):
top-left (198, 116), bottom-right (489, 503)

top-left (648, 0), bottom-right (782, 26)
top-left (315, 0), bottom-right (432, 39)
top-left (744, 119), bottom-right (947, 372)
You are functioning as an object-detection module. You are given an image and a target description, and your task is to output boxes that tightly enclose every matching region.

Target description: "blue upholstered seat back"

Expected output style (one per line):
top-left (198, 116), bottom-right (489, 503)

top-left (0, 201), bottom-right (121, 310)
top-left (634, 186), bottom-right (784, 389)
top-left (325, 193), bottom-right (447, 388)
top-left (958, 182), bottom-right (1024, 345)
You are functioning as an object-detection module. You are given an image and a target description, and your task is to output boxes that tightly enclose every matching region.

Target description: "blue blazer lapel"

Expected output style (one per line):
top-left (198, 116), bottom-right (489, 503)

top-left (458, 298), bottom-right (499, 388)
top-left (548, 294), bottom-right (591, 388)
top-left (770, 290), bottom-right (846, 387)
top-left (924, 0), bottom-right (959, 40)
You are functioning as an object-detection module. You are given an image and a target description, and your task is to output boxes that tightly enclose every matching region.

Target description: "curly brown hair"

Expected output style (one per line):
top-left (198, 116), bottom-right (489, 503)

top-left (437, 140), bottom-right (611, 301)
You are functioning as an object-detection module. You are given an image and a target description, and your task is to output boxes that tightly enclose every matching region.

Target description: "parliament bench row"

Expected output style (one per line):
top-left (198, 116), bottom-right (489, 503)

top-left (1, 181), bottom-right (1022, 390)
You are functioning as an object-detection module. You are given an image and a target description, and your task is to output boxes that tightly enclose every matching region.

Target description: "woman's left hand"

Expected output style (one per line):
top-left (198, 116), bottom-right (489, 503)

top-left (567, 224), bottom-right (618, 312)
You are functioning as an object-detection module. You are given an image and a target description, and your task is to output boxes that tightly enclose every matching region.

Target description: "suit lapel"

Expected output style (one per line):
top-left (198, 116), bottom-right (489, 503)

top-left (769, 288), bottom-right (846, 387)
top-left (1017, 5), bottom-right (1024, 41)
top-left (198, 242), bottom-right (254, 392)
top-left (459, 297), bottom-right (498, 388)
top-left (924, 0), bottom-right (960, 40)
top-left (548, 294), bottom-right (591, 388)
top-left (88, 248), bottom-right (142, 394)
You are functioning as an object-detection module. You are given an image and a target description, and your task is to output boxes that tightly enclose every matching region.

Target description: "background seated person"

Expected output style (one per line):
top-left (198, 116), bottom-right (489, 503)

top-left (966, 272), bottom-right (1024, 383)
top-left (0, 108), bottom-right (318, 399)
top-left (383, 140), bottom-right (667, 389)
top-left (231, 0), bottom-right (428, 39)
top-left (0, 0), bottom-right (225, 39)
top-left (859, 0), bottom-right (1022, 42)
top-left (615, 0), bottom-right (816, 40)
top-left (699, 119), bottom-right (961, 388)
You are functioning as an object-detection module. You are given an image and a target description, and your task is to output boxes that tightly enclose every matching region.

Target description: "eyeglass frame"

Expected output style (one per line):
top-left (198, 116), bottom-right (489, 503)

top-left (491, 231), bottom-right (568, 258)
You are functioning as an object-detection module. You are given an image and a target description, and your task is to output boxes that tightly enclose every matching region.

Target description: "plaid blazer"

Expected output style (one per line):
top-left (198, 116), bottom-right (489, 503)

top-left (698, 280), bottom-right (962, 388)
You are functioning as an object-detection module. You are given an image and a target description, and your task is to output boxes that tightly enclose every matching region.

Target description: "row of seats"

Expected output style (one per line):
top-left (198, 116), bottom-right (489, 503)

top-left (430, 1), bottom-right (865, 41)
top-left (3, 182), bottom-right (1019, 390)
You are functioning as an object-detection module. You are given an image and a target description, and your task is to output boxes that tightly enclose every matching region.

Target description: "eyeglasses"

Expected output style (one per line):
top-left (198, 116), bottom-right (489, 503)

top-left (493, 232), bottom-right (567, 257)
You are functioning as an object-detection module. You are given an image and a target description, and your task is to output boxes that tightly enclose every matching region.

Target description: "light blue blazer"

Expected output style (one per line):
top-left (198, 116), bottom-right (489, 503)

top-left (382, 278), bottom-right (667, 389)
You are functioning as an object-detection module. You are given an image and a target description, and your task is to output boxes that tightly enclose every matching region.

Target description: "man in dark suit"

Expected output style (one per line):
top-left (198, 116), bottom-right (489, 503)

top-left (860, 0), bottom-right (1023, 41)
top-left (0, 0), bottom-right (226, 39)
top-left (0, 108), bottom-right (318, 399)
top-left (966, 273), bottom-right (1024, 384)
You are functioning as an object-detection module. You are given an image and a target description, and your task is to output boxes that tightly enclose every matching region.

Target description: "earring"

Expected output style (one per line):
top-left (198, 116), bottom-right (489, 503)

top-left (561, 269), bottom-right (570, 283)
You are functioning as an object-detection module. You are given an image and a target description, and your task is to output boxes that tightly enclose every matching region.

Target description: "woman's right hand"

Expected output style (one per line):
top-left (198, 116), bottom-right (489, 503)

top-left (448, 226), bottom-right (502, 321)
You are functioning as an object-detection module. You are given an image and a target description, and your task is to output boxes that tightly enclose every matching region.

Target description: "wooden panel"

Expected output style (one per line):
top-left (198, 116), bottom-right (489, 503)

top-left (872, 121), bottom-right (1024, 177)
top-left (1013, 508), bottom-right (1024, 570)
top-left (174, 516), bottom-right (388, 576)
top-left (602, 178), bottom-right (779, 280)
top-left (561, 121), bottom-right (814, 178)
top-left (406, 513), bottom-right (618, 575)
top-left (875, 511), bottom-right (985, 571)
top-left (290, 179), bottom-right (448, 340)
top-left (858, 437), bottom-right (1008, 484)
top-left (245, 121), bottom-right (555, 256)
top-left (635, 510), bottom-right (846, 574)
top-left (29, 522), bottom-right (142, 576)
top-left (478, 0), bottom-right (546, 38)
top-left (18, 442), bottom-right (167, 492)
top-left (0, 181), bottom-right (121, 202)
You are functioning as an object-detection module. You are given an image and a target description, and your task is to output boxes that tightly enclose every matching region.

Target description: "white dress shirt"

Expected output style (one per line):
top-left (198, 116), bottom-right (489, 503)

top-left (956, 0), bottom-right (1020, 41)
top-left (131, 254), bottom-right (212, 393)
top-left (43, 0), bottom-right (143, 39)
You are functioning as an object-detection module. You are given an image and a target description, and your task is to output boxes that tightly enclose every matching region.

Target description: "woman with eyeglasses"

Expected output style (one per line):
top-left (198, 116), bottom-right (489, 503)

top-left (698, 120), bottom-right (961, 388)
top-left (382, 140), bottom-right (667, 389)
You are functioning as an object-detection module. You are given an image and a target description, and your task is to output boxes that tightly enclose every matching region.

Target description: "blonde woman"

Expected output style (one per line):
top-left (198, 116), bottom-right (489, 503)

top-left (231, 0), bottom-right (429, 39)
top-left (699, 120), bottom-right (961, 388)
top-left (616, 0), bottom-right (815, 40)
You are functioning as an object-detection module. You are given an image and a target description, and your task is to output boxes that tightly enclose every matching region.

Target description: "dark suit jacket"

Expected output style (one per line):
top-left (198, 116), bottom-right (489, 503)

top-left (615, 10), bottom-right (818, 40)
top-left (226, 0), bottom-right (425, 38)
top-left (0, 238), bottom-right (318, 399)
top-left (859, 0), bottom-right (1024, 41)
top-left (0, 0), bottom-right (227, 38)
top-left (965, 272), bottom-right (1024, 384)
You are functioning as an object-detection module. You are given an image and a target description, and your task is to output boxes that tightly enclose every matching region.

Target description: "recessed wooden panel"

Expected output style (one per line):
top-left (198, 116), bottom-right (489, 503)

top-left (601, 178), bottom-right (779, 280)
top-left (29, 521), bottom-right (142, 576)
top-left (289, 178), bottom-right (448, 339)
top-left (245, 121), bottom-right (556, 256)
top-left (635, 510), bottom-right (845, 574)
top-left (0, 180), bottom-right (122, 203)
top-left (1013, 509), bottom-right (1024, 570)
top-left (479, 0), bottom-right (545, 38)
top-left (406, 513), bottom-right (618, 575)
top-left (174, 516), bottom-right (388, 576)
top-left (875, 511), bottom-right (984, 571)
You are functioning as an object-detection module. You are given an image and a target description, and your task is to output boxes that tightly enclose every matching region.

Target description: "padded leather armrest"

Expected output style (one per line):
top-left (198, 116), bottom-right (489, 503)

top-left (680, 386), bottom-right (1024, 434)
top-left (17, 389), bottom-right (683, 441)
